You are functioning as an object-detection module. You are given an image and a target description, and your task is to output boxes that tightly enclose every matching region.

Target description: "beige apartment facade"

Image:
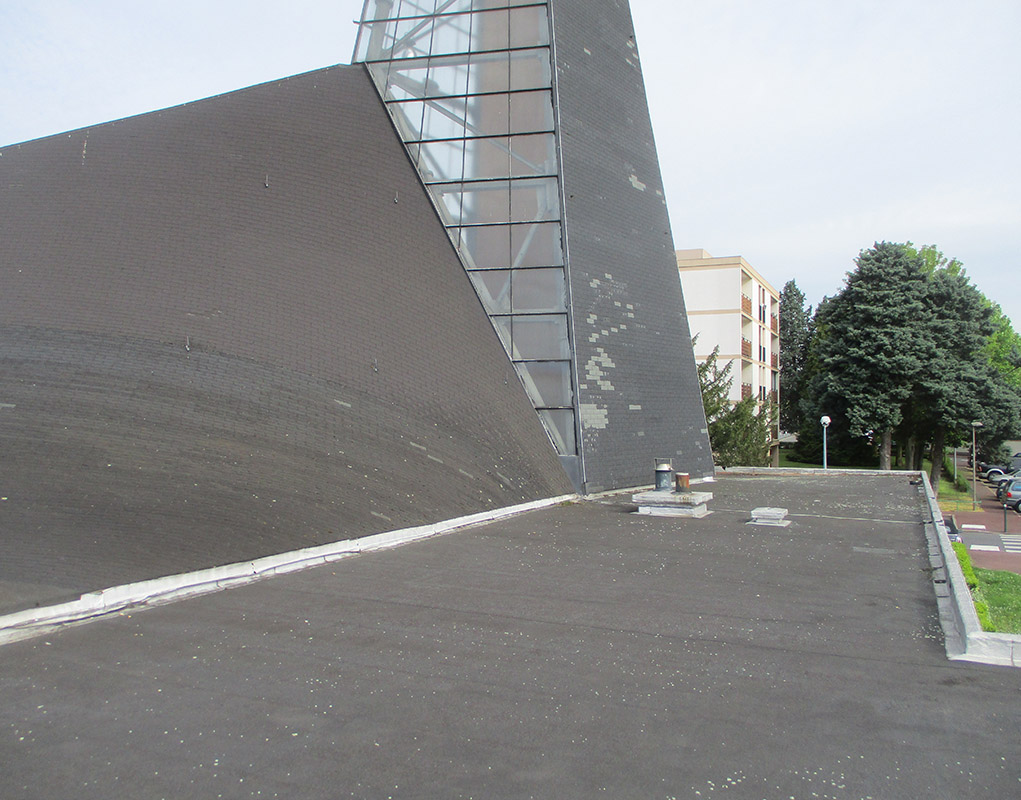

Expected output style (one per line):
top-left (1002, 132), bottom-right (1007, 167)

top-left (676, 249), bottom-right (780, 413)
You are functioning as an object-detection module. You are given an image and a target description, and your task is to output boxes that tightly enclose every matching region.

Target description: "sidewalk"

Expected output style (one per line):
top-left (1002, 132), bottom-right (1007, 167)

top-left (944, 469), bottom-right (1021, 573)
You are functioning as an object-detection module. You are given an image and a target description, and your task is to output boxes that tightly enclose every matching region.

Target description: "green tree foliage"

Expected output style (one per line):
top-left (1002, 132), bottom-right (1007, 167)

top-left (984, 305), bottom-right (1021, 391)
top-left (778, 280), bottom-right (812, 434)
top-left (696, 342), bottom-right (772, 469)
top-left (806, 242), bottom-right (933, 469)
top-left (794, 242), bottom-right (1021, 481)
top-left (906, 267), bottom-right (995, 484)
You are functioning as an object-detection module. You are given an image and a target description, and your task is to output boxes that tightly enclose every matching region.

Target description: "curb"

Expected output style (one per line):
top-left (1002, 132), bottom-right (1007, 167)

top-left (0, 493), bottom-right (578, 646)
top-left (919, 474), bottom-right (1021, 668)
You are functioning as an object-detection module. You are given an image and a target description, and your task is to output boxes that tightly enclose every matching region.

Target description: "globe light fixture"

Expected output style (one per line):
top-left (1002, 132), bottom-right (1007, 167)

top-left (820, 415), bottom-right (831, 470)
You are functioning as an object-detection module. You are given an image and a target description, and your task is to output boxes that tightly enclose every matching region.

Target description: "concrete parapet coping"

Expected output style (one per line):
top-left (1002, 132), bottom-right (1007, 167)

top-left (723, 466), bottom-right (1021, 667)
top-left (722, 466), bottom-right (922, 477)
top-left (918, 473), bottom-right (1021, 667)
top-left (0, 493), bottom-right (578, 646)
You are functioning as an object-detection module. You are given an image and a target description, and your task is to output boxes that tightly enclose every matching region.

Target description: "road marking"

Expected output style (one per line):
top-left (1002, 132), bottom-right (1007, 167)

top-left (969, 544), bottom-right (1001, 552)
top-left (1001, 535), bottom-right (1021, 554)
top-left (961, 524), bottom-right (987, 530)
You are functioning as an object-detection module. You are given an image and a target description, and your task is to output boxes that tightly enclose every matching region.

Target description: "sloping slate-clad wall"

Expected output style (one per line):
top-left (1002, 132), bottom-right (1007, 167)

top-left (551, 0), bottom-right (714, 492)
top-left (0, 65), bottom-right (571, 605)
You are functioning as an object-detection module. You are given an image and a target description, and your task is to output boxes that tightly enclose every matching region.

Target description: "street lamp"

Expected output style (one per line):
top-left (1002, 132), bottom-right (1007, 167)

top-left (971, 420), bottom-right (984, 510)
top-left (821, 415), bottom-right (831, 470)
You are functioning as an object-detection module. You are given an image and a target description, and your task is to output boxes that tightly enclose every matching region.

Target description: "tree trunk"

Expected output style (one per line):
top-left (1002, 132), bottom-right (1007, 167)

top-left (905, 436), bottom-right (916, 472)
top-left (880, 429), bottom-right (893, 470)
top-left (929, 427), bottom-right (946, 492)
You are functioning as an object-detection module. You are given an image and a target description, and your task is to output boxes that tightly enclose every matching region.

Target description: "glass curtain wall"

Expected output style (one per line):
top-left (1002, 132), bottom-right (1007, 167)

top-left (353, 0), bottom-right (576, 456)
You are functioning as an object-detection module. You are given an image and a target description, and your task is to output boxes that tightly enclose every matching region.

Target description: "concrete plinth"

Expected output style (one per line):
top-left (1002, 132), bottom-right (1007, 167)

top-left (632, 490), bottom-right (713, 518)
top-left (749, 506), bottom-right (790, 526)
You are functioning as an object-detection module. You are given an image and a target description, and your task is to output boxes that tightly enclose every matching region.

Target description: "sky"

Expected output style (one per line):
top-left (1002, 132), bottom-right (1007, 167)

top-left (2, 0), bottom-right (1019, 326)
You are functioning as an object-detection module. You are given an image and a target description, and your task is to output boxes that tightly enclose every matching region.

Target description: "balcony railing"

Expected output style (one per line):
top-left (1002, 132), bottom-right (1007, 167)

top-left (741, 295), bottom-right (752, 316)
top-left (741, 383), bottom-right (753, 400)
top-left (771, 352), bottom-right (778, 369)
top-left (741, 337), bottom-right (752, 358)
top-left (771, 314), bottom-right (779, 333)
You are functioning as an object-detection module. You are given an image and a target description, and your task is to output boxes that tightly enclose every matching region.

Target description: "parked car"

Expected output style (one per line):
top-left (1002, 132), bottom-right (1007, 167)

top-left (996, 475), bottom-right (1021, 501)
top-left (981, 465), bottom-right (1010, 480)
top-left (1003, 480), bottom-right (1021, 512)
top-left (990, 469), bottom-right (1021, 488)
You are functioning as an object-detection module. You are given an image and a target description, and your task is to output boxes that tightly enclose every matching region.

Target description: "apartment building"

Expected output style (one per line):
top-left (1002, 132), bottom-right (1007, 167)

top-left (676, 249), bottom-right (780, 411)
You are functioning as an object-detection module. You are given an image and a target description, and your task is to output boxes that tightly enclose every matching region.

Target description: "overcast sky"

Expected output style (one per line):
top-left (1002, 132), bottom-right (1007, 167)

top-left (2, 0), bottom-right (1019, 326)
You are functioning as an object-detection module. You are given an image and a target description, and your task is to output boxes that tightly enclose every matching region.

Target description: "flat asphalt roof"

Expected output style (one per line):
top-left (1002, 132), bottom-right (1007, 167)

top-left (2, 472), bottom-right (1019, 799)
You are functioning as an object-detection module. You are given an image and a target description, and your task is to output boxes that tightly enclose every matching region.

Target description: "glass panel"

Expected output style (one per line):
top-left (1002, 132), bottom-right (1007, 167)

top-left (458, 224), bottom-right (510, 268)
top-left (401, 0), bottom-right (437, 13)
top-left (492, 315), bottom-right (513, 353)
top-left (417, 139), bottom-right (464, 182)
top-left (509, 176), bottom-right (559, 222)
top-left (431, 183), bottom-right (463, 225)
top-left (470, 9), bottom-right (510, 52)
top-left (363, 0), bottom-right (404, 20)
top-left (392, 15), bottom-right (435, 59)
top-left (465, 93), bottom-right (509, 137)
top-left (512, 267), bottom-right (565, 312)
top-left (467, 49), bottom-right (510, 95)
top-left (508, 89), bottom-right (554, 133)
top-left (389, 100), bottom-right (426, 139)
top-left (510, 314), bottom-right (569, 359)
top-left (356, 18), bottom-right (400, 62)
top-left (436, 0), bottom-right (472, 11)
top-left (426, 54), bottom-right (470, 97)
top-left (366, 61), bottom-right (391, 94)
top-left (474, 0), bottom-right (543, 8)
top-left (459, 181), bottom-right (510, 225)
top-left (509, 133), bottom-right (556, 176)
top-left (430, 12), bottom-right (473, 55)
top-left (538, 408), bottom-right (577, 455)
top-left (511, 221), bottom-right (563, 267)
top-left (386, 58), bottom-right (431, 100)
top-left (469, 270), bottom-right (511, 313)
top-left (516, 361), bottom-right (573, 408)
top-left (420, 96), bottom-right (467, 140)
top-left (509, 5), bottom-right (550, 48)
top-left (463, 137), bottom-right (509, 180)
top-left (509, 48), bottom-right (551, 91)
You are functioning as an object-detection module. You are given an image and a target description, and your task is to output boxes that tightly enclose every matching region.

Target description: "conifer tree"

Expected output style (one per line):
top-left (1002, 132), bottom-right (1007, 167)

top-left (779, 280), bottom-right (812, 434)
top-left (809, 242), bottom-right (932, 469)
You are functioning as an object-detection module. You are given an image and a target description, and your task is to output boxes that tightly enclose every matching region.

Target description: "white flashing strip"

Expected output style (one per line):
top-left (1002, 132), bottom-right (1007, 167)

top-left (0, 494), bottom-right (578, 646)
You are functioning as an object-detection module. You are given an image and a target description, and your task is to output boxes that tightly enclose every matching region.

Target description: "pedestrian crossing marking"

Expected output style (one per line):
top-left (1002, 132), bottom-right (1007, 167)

top-left (1002, 535), bottom-right (1021, 554)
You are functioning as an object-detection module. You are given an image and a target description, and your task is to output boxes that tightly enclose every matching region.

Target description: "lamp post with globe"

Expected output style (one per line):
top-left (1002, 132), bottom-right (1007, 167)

top-left (821, 415), bottom-right (831, 470)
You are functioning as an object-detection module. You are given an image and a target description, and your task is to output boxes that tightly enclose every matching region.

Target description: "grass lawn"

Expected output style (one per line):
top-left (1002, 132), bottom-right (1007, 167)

top-left (776, 451), bottom-right (859, 469)
top-left (952, 542), bottom-right (1021, 634)
top-left (974, 568), bottom-right (1021, 634)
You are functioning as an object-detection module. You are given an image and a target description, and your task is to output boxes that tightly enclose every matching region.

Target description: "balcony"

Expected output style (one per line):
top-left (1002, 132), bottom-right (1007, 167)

top-left (741, 383), bottom-right (753, 400)
top-left (770, 314), bottom-right (779, 333)
top-left (771, 352), bottom-right (778, 369)
top-left (741, 337), bottom-right (752, 358)
top-left (741, 295), bottom-right (752, 316)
